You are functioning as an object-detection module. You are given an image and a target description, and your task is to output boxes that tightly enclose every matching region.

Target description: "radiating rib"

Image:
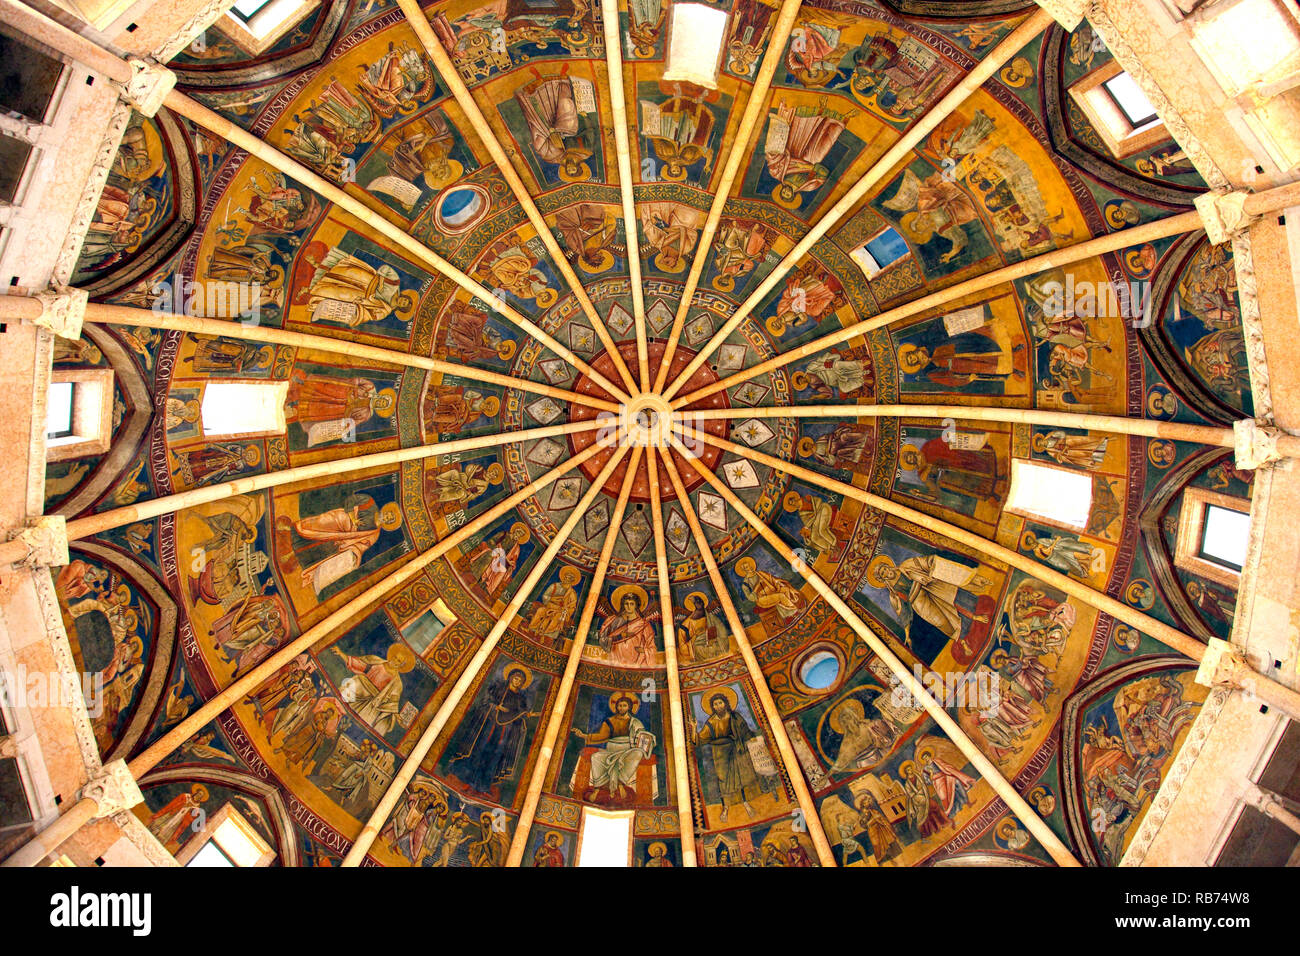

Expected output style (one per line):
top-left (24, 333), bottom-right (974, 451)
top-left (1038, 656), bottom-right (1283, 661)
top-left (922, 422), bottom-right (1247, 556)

top-left (646, 448), bottom-right (699, 865)
top-left (654, 0), bottom-right (804, 392)
top-left (667, 433), bottom-right (1082, 867)
top-left (342, 441), bottom-right (631, 866)
top-left (657, 447), bottom-right (837, 866)
top-left (683, 404), bottom-right (1259, 449)
top-left (669, 208), bottom-right (1204, 408)
top-left (661, 7), bottom-right (1057, 400)
top-left (600, 0), bottom-right (650, 390)
top-left (161, 91), bottom-right (632, 404)
top-left (680, 425), bottom-right (1225, 667)
top-left (2, 439), bottom-right (625, 869)
top-left (0, 419), bottom-right (607, 568)
top-left (507, 445), bottom-right (644, 865)
top-left (398, 0), bottom-right (640, 396)
top-left (128, 435), bottom-right (622, 780)
top-left (56, 299), bottom-right (623, 413)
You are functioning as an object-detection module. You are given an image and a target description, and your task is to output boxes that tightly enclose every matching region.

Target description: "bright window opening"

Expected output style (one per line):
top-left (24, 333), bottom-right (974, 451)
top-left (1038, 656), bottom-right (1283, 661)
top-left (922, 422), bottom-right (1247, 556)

top-left (200, 380), bottom-right (288, 438)
top-left (663, 4), bottom-right (729, 88)
top-left (186, 841), bottom-right (235, 868)
top-left (798, 649), bottom-right (840, 690)
top-left (45, 368), bottom-right (114, 462)
top-left (1102, 72), bottom-right (1159, 129)
top-left (576, 807), bottom-right (633, 867)
top-left (230, 0), bottom-right (274, 21)
top-left (1006, 459), bottom-right (1092, 529)
top-left (179, 803), bottom-right (273, 867)
top-left (1199, 504), bottom-right (1250, 571)
top-left (46, 381), bottom-right (74, 440)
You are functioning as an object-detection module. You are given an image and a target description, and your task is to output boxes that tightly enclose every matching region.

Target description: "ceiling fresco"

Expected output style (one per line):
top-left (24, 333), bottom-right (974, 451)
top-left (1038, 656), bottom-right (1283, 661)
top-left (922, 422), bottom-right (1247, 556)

top-left (43, 0), bottom-right (1254, 867)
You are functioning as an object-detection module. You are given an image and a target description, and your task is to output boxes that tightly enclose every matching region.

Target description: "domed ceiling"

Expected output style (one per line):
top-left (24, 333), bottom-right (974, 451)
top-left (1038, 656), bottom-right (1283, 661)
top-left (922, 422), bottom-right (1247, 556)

top-left (47, 0), bottom-right (1253, 866)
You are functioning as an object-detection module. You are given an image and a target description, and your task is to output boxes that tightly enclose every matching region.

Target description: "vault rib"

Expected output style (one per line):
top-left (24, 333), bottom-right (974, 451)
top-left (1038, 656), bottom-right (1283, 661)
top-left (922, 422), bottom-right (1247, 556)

top-left (661, 7), bottom-right (1058, 401)
top-left (3, 437), bottom-right (623, 867)
top-left (653, 0), bottom-right (804, 394)
top-left (646, 448), bottom-right (699, 865)
top-left (507, 445), bottom-right (644, 865)
top-left (667, 432), bottom-right (1083, 867)
top-left (657, 444), bottom-right (838, 866)
top-left (0, 296), bottom-right (622, 414)
top-left (601, 0), bottom-right (651, 391)
top-left (679, 424), bottom-right (1300, 723)
top-left (341, 438), bottom-right (631, 866)
top-left (398, 0), bottom-right (640, 396)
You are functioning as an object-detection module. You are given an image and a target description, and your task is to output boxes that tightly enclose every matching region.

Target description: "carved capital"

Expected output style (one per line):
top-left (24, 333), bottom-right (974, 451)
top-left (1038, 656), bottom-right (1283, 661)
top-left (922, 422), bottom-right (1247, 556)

top-left (7, 516), bottom-right (69, 569)
top-left (1035, 0), bottom-right (1094, 31)
top-left (120, 58), bottom-right (177, 118)
top-left (1196, 191), bottom-right (1259, 245)
top-left (1195, 637), bottom-right (1251, 690)
top-left (1234, 418), bottom-right (1287, 470)
top-left (82, 760), bottom-right (143, 818)
top-left (32, 287), bottom-right (88, 339)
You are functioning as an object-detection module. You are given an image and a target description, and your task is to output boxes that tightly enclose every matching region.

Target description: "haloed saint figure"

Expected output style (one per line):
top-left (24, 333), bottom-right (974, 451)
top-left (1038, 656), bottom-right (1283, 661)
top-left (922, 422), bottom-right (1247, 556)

top-left (448, 664), bottom-right (538, 796)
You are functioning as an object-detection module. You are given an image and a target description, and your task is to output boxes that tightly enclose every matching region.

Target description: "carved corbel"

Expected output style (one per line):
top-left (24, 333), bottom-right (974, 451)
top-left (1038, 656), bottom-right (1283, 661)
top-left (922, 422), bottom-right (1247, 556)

top-left (82, 760), bottom-right (144, 818)
top-left (1195, 637), bottom-right (1252, 691)
top-left (119, 58), bottom-right (177, 118)
top-left (6, 516), bottom-right (69, 570)
top-left (1234, 418), bottom-right (1287, 470)
top-left (1035, 0), bottom-right (1094, 31)
top-left (32, 287), bottom-right (88, 340)
top-left (1196, 191), bottom-right (1259, 246)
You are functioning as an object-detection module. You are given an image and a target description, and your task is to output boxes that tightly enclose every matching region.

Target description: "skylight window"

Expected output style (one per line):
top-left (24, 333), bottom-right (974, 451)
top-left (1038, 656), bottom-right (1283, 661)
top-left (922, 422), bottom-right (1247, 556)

top-left (200, 381), bottom-right (288, 438)
top-left (575, 808), bottom-right (633, 867)
top-left (663, 4), bottom-right (729, 88)
top-left (179, 804), bottom-right (273, 867)
top-left (46, 381), bottom-right (74, 440)
top-left (230, 0), bottom-right (274, 22)
top-left (1199, 504), bottom-right (1250, 571)
top-left (1102, 72), bottom-right (1159, 130)
top-left (1189, 0), bottom-right (1300, 95)
top-left (1005, 459), bottom-right (1092, 529)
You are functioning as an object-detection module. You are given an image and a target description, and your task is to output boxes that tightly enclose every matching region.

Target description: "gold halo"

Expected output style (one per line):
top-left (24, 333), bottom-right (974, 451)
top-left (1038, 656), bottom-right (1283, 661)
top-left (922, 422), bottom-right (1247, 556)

top-left (242, 445), bottom-right (262, 466)
top-left (796, 436), bottom-right (816, 458)
top-left (899, 443), bottom-right (921, 471)
top-left (1000, 56), bottom-right (1033, 87)
top-left (379, 502), bottom-right (403, 531)
top-left (480, 396), bottom-right (501, 419)
top-left (684, 590), bottom-right (710, 610)
top-left (899, 759), bottom-right (916, 779)
top-left (897, 343), bottom-right (927, 374)
top-left (558, 566), bottom-right (580, 586)
top-left (485, 462), bottom-right (505, 484)
top-left (503, 662), bottom-right (533, 688)
top-left (916, 744), bottom-right (936, 764)
top-left (191, 784), bottom-right (210, 802)
top-left (610, 583), bottom-right (648, 613)
top-left (373, 388), bottom-right (398, 418)
top-left (387, 643), bottom-right (415, 673)
top-left (534, 287), bottom-right (558, 308)
top-left (989, 647), bottom-right (1009, 669)
top-left (648, 841), bottom-right (667, 857)
top-left (1020, 530), bottom-right (1038, 551)
top-left (790, 370), bottom-right (809, 391)
top-left (865, 554), bottom-right (897, 588)
top-left (765, 314), bottom-right (787, 338)
top-left (996, 818), bottom-right (1019, 840)
top-left (1031, 432), bottom-right (1047, 453)
top-left (827, 696), bottom-right (865, 734)
top-left (735, 556), bottom-right (757, 578)
top-left (509, 521), bottom-right (531, 543)
top-left (705, 686), bottom-right (738, 712)
top-left (543, 830), bottom-right (562, 845)
top-left (609, 690), bottom-right (640, 713)
top-left (782, 491), bottom-right (804, 513)
top-left (496, 339), bottom-right (517, 361)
